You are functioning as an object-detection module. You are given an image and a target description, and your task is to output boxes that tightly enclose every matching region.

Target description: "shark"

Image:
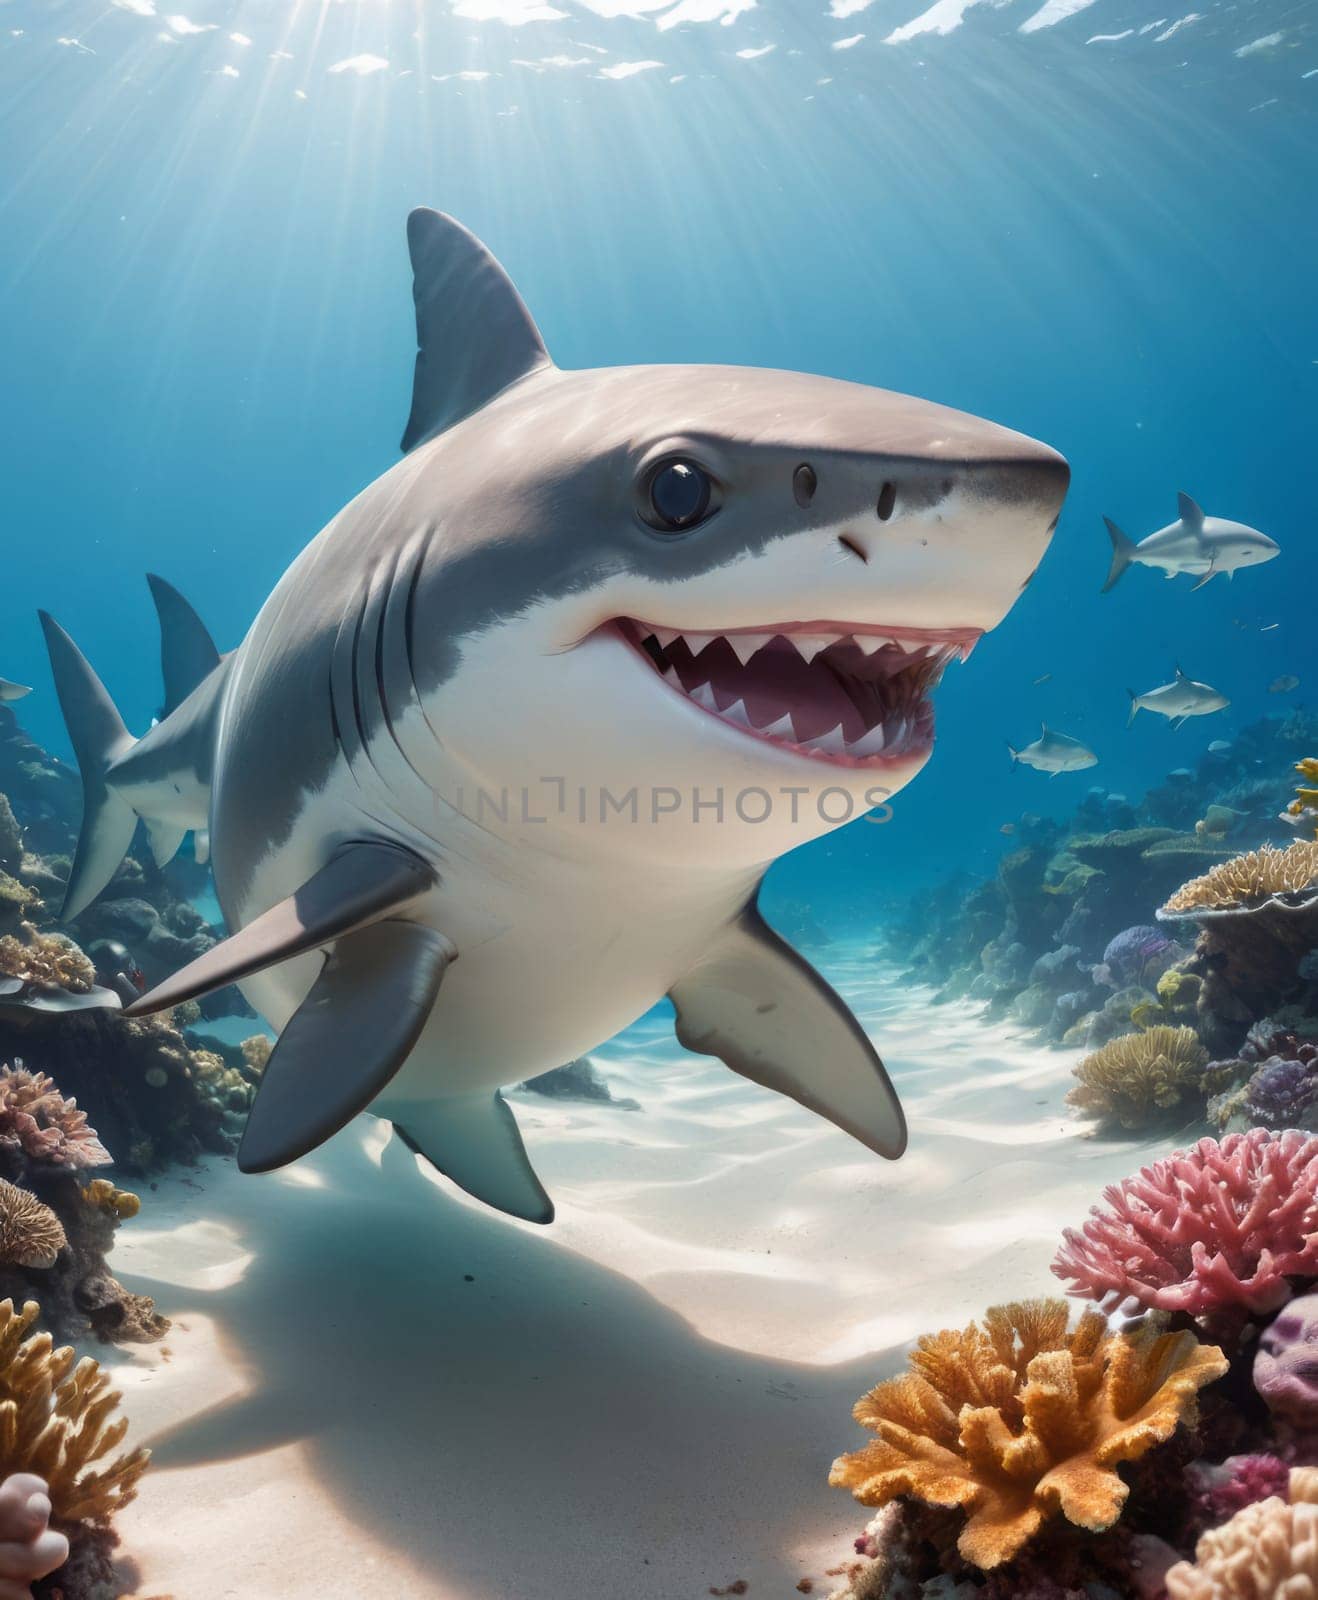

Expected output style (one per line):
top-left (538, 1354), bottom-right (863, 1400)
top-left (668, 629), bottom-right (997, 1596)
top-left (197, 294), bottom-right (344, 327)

top-left (0, 679), bottom-right (32, 702)
top-left (1102, 493), bottom-right (1279, 593)
top-left (1007, 725), bottom-right (1098, 775)
top-left (39, 208), bottom-right (1069, 1222)
top-left (1128, 667), bottom-right (1230, 729)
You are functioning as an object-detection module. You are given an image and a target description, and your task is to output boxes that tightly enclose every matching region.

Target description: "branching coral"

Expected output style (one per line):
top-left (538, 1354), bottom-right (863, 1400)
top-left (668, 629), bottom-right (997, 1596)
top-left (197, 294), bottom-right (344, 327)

top-left (828, 1298), bottom-right (1225, 1570)
top-left (1053, 1130), bottom-right (1318, 1327)
top-left (0, 1066), bottom-right (111, 1171)
top-left (1165, 1466), bottom-right (1318, 1598)
top-left (0, 1182), bottom-right (65, 1271)
top-left (1161, 842), bottom-right (1318, 917)
top-left (1067, 1025), bottom-right (1208, 1129)
top-left (0, 925), bottom-right (93, 993)
top-left (0, 1298), bottom-right (149, 1527)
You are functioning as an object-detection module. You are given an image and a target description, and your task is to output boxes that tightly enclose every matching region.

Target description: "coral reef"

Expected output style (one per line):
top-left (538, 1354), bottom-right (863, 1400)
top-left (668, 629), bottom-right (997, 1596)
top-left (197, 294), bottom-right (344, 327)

top-left (0, 1068), bottom-right (162, 1346)
top-left (1067, 1025), bottom-right (1208, 1130)
top-left (0, 1182), bottom-right (66, 1271)
top-left (0, 927), bottom-right (94, 995)
top-left (0, 1298), bottom-right (149, 1599)
top-left (828, 1298), bottom-right (1225, 1568)
top-left (1052, 1131), bottom-right (1318, 1335)
top-left (1164, 1466), bottom-right (1318, 1599)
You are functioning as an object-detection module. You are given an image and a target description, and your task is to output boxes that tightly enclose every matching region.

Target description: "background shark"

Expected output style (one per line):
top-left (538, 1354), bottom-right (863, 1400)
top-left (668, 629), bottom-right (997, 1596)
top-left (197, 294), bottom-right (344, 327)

top-left (1007, 725), bottom-right (1098, 775)
top-left (39, 208), bottom-right (1069, 1223)
top-left (1128, 667), bottom-right (1230, 729)
top-left (1102, 492), bottom-right (1279, 593)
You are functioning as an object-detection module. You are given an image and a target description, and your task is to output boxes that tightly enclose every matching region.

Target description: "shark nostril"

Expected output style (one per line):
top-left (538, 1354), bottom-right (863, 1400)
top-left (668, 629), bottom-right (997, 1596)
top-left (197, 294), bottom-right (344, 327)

top-left (793, 464), bottom-right (817, 508)
top-left (876, 481), bottom-right (897, 522)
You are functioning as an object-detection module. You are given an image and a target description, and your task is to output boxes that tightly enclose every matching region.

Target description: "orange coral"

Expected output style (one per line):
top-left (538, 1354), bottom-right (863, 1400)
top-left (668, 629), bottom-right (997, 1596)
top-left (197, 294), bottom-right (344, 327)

top-left (829, 1298), bottom-right (1227, 1570)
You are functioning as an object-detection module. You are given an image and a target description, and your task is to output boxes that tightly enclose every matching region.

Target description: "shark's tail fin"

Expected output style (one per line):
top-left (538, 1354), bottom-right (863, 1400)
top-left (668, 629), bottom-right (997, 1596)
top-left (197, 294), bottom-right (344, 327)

top-left (1126, 689), bottom-right (1140, 728)
top-left (1006, 741), bottom-right (1019, 765)
top-left (1102, 518), bottom-right (1138, 593)
top-left (38, 613), bottom-right (138, 922)
top-left (147, 574), bottom-right (221, 716)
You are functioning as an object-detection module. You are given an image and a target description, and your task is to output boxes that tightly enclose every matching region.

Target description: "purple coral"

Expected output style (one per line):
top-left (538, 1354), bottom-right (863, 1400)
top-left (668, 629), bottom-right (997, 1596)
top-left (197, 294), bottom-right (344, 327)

top-left (1052, 1129), bottom-right (1318, 1324)
top-left (1254, 1293), bottom-right (1318, 1424)
top-left (1242, 1050), bottom-right (1318, 1129)
top-left (1097, 925), bottom-right (1180, 989)
top-left (1188, 1453), bottom-right (1293, 1522)
top-left (0, 1063), bottom-right (112, 1169)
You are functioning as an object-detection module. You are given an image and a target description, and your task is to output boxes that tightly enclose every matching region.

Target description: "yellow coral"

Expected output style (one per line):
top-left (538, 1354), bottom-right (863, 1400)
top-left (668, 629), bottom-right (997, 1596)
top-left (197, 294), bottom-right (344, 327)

top-left (829, 1299), bottom-right (1226, 1570)
top-left (1165, 1467), bottom-right (1318, 1598)
top-left (80, 1179), bottom-right (141, 1221)
top-left (0, 924), bottom-right (94, 993)
top-left (0, 1181), bottom-right (66, 1269)
top-left (1161, 841), bottom-right (1318, 916)
top-left (0, 1298), bottom-right (148, 1527)
top-left (1289, 759), bottom-right (1318, 841)
top-left (1067, 1025), bottom-right (1208, 1129)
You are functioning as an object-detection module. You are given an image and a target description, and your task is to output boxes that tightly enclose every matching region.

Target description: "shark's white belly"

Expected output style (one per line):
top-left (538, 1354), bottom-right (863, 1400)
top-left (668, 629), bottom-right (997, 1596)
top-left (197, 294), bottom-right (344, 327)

top-left (223, 776), bottom-right (757, 1105)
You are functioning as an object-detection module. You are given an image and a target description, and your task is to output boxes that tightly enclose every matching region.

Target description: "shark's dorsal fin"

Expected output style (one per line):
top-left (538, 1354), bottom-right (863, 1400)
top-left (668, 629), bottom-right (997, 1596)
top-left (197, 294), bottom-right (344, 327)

top-left (1178, 492), bottom-right (1205, 529)
top-left (401, 209), bottom-right (551, 454)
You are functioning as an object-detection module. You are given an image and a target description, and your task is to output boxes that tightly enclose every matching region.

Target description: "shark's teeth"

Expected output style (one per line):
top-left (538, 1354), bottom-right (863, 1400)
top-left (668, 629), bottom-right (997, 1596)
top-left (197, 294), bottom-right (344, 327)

top-left (789, 633), bottom-right (838, 663)
top-left (761, 712), bottom-right (795, 740)
top-left (807, 723), bottom-right (848, 755)
top-left (683, 632), bottom-right (717, 656)
top-left (849, 724), bottom-right (887, 757)
top-left (722, 698), bottom-right (752, 728)
top-left (727, 633), bottom-right (773, 666)
top-left (689, 681), bottom-right (718, 711)
top-left (652, 627), bottom-right (681, 650)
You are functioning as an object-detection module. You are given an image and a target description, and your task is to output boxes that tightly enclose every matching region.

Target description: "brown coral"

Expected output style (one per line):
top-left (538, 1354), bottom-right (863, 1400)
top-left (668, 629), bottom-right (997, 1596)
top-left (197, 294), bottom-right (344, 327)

top-left (0, 1182), bottom-right (66, 1270)
top-left (1161, 841), bottom-right (1318, 917)
top-left (0, 924), bottom-right (94, 993)
top-left (1165, 1466), bottom-right (1318, 1598)
top-left (240, 1034), bottom-right (272, 1077)
top-left (1068, 1025), bottom-right (1209, 1130)
top-left (0, 1066), bottom-right (111, 1170)
top-left (829, 1298), bottom-right (1226, 1570)
top-left (0, 1298), bottom-right (148, 1527)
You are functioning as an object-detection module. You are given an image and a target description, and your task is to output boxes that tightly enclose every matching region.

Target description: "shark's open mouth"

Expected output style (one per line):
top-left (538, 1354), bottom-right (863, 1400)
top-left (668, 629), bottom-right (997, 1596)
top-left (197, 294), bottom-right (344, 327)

top-left (615, 620), bottom-right (979, 766)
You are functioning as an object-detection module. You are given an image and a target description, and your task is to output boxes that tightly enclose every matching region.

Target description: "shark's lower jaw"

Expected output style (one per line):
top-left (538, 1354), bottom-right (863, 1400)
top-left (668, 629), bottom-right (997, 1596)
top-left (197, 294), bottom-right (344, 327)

top-left (615, 619), bottom-right (978, 768)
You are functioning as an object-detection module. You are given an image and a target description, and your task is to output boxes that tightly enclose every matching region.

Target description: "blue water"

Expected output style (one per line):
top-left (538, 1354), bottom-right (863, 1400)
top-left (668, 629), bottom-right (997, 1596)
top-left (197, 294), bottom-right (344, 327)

top-left (2, 0), bottom-right (1315, 923)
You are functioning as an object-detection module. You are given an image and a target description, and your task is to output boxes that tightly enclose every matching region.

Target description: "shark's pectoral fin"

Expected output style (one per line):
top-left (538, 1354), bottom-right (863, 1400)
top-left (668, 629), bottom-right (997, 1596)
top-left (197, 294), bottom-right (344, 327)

top-left (238, 919), bottom-right (454, 1173)
top-left (124, 840), bottom-right (437, 1015)
top-left (390, 1093), bottom-right (554, 1224)
top-left (1190, 568), bottom-right (1217, 592)
top-left (669, 904), bottom-right (907, 1160)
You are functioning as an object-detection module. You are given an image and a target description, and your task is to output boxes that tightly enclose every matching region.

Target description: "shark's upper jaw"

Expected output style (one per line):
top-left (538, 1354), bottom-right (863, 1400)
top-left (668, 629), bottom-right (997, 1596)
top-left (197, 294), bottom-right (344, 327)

top-left (614, 618), bottom-right (977, 767)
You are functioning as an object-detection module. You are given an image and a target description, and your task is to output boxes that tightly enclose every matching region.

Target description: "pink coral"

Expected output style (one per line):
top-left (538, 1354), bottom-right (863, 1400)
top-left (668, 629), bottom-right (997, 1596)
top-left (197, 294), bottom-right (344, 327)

top-left (1052, 1130), bottom-right (1318, 1328)
top-left (0, 1064), bottom-right (112, 1170)
top-left (1189, 1454), bottom-right (1293, 1524)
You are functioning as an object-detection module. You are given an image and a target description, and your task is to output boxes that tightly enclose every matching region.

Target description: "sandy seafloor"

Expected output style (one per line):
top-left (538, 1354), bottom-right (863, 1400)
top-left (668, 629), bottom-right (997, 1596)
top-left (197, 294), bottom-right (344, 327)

top-left (104, 949), bottom-right (1180, 1600)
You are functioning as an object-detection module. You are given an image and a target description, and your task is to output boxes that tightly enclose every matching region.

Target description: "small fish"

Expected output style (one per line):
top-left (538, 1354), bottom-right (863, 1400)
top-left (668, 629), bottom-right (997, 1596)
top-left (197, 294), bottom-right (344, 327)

top-left (1262, 623), bottom-right (1280, 632)
top-left (1007, 725), bottom-right (1099, 775)
top-left (1269, 675), bottom-right (1300, 694)
top-left (1032, 673), bottom-right (1052, 686)
top-left (1128, 667), bottom-right (1229, 729)
top-left (999, 822), bottom-right (1016, 835)
top-left (1101, 493), bottom-right (1279, 592)
top-left (1207, 740), bottom-right (1232, 756)
top-left (0, 679), bottom-right (32, 703)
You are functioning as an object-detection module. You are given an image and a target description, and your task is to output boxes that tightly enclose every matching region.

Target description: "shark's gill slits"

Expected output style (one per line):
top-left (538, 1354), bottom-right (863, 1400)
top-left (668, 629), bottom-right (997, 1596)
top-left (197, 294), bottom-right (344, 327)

top-left (617, 620), bottom-right (977, 767)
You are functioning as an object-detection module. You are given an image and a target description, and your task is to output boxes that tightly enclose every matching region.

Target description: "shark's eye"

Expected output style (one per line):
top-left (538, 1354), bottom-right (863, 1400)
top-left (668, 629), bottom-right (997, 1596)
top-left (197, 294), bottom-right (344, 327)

top-left (644, 460), bottom-right (714, 532)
